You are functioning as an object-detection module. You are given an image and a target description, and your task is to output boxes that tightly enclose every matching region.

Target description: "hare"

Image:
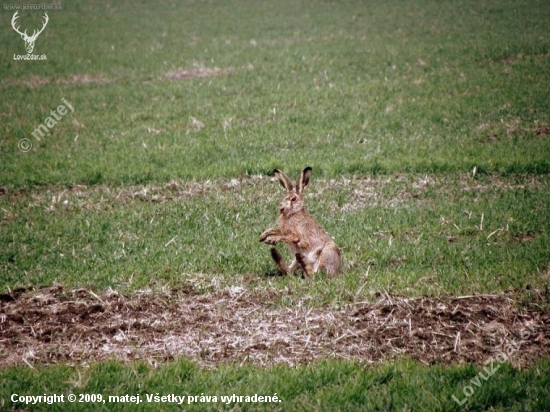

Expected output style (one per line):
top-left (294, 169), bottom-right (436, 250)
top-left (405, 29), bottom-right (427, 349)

top-left (259, 167), bottom-right (341, 278)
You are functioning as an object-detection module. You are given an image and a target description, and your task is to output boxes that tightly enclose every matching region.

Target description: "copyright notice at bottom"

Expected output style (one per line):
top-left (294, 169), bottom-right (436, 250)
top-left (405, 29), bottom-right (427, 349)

top-left (10, 392), bottom-right (282, 405)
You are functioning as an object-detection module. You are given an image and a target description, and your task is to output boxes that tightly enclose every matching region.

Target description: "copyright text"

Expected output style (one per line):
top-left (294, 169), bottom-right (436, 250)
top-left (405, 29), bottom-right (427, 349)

top-left (10, 392), bottom-right (282, 405)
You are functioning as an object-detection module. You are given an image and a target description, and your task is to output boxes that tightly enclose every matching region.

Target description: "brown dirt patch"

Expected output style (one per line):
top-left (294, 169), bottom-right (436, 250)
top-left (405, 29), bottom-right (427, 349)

top-left (498, 52), bottom-right (550, 64)
top-left (535, 125), bottom-right (550, 136)
top-left (1, 286), bottom-right (548, 368)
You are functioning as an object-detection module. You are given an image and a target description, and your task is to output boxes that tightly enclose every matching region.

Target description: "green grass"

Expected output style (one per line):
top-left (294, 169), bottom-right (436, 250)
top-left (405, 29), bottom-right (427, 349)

top-left (1, 0), bottom-right (549, 410)
top-left (1, 174), bottom-right (549, 301)
top-left (1, 359), bottom-right (550, 411)
top-left (1, 0), bottom-right (550, 187)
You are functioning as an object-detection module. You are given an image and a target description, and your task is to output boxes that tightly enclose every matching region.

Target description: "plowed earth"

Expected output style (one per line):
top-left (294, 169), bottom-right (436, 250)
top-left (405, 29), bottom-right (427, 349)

top-left (1, 286), bottom-right (549, 368)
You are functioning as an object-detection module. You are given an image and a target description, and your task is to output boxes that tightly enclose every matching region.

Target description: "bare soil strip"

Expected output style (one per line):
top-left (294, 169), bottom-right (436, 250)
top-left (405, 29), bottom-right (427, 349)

top-left (1, 285), bottom-right (548, 368)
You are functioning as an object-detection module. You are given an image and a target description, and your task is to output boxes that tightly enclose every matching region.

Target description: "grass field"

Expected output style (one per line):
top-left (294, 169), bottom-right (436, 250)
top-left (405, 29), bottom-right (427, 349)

top-left (1, 0), bottom-right (550, 410)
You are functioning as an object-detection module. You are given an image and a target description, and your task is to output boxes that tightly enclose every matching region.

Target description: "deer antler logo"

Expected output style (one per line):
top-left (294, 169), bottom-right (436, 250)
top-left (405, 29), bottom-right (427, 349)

top-left (11, 11), bottom-right (49, 54)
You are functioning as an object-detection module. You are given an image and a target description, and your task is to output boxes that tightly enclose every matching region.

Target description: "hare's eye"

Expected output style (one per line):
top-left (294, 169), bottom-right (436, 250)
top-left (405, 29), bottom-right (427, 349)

top-left (290, 194), bottom-right (298, 202)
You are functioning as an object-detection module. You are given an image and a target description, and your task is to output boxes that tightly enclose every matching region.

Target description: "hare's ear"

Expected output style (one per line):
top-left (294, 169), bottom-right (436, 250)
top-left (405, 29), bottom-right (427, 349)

top-left (296, 166), bottom-right (312, 194)
top-left (273, 169), bottom-right (293, 192)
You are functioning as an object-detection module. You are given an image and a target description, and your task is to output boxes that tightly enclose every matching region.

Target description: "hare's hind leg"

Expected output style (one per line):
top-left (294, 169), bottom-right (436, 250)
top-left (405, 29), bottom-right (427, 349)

top-left (270, 248), bottom-right (302, 276)
top-left (270, 248), bottom-right (289, 275)
top-left (288, 258), bottom-right (300, 275)
top-left (295, 253), bottom-right (314, 278)
top-left (318, 246), bottom-right (341, 277)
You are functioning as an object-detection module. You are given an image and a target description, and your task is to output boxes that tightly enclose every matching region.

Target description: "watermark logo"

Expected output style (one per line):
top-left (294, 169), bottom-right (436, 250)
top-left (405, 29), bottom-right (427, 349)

top-left (11, 10), bottom-right (48, 59)
top-left (18, 97), bottom-right (75, 152)
top-left (452, 322), bottom-right (537, 407)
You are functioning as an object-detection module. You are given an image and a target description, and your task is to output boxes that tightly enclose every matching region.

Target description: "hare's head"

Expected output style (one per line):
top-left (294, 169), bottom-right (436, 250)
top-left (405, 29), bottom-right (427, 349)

top-left (273, 167), bottom-right (312, 216)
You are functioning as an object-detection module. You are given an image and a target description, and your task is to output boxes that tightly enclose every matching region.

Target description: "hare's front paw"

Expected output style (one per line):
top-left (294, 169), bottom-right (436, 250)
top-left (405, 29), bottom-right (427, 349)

top-left (262, 235), bottom-right (280, 245)
top-left (260, 228), bottom-right (279, 243)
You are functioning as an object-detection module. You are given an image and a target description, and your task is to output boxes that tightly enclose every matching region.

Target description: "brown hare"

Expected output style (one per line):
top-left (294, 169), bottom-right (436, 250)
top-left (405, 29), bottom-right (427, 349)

top-left (259, 167), bottom-right (341, 278)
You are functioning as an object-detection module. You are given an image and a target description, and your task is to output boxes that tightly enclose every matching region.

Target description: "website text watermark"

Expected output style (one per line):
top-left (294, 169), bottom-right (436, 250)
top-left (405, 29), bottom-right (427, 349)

top-left (3, 3), bottom-right (63, 10)
top-left (452, 322), bottom-right (537, 406)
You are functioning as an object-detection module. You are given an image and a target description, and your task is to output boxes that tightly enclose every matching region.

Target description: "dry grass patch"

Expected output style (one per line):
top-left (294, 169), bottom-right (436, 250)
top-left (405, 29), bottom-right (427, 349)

top-left (2, 173), bottom-right (546, 217)
top-left (2, 74), bottom-right (111, 89)
top-left (1, 64), bottom-right (252, 89)
top-left (164, 67), bottom-right (230, 80)
top-left (164, 64), bottom-right (253, 80)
